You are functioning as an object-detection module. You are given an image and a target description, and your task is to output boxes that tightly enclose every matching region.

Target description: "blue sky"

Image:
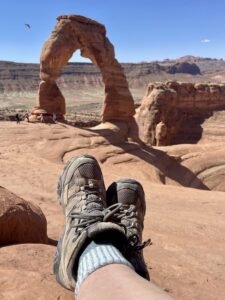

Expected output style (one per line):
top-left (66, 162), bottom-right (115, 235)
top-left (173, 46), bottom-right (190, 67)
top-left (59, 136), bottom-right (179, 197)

top-left (0, 0), bottom-right (225, 63)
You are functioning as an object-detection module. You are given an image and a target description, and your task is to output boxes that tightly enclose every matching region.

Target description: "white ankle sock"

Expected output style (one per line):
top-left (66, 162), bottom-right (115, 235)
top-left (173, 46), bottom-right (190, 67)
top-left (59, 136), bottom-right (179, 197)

top-left (75, 240), bottom-right (133, 297)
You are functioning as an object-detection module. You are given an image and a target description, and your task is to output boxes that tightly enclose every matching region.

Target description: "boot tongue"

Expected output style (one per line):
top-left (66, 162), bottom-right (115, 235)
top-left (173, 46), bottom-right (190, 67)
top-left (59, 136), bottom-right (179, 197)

top-left (86, 194), bottom-right (103, 213)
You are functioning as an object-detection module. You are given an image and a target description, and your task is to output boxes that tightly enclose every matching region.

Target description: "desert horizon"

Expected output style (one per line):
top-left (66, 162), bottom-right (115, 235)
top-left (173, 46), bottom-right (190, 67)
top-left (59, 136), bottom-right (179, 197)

top-left (1, 54), bottom-right (225, 116)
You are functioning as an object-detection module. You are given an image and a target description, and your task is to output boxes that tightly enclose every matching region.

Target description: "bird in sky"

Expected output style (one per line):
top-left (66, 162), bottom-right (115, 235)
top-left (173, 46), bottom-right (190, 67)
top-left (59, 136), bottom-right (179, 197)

top-left (25, 23), bottom-right (31, 29)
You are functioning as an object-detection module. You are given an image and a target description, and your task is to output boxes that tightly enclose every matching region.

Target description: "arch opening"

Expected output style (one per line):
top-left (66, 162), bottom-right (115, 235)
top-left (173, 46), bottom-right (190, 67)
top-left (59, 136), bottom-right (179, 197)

top-left (57, 50), bottom-right (104, 126)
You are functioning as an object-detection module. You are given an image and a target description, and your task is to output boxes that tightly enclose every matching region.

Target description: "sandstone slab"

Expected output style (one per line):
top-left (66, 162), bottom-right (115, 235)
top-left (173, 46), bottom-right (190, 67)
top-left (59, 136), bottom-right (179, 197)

top-left (0, 121), bottom-right (224, 299)
top-left (0, 244), bottom-right (72, 300)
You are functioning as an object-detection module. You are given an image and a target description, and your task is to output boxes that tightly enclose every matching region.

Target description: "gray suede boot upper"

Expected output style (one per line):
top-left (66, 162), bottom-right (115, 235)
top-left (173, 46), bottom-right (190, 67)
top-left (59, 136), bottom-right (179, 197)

top-left (107, 178), bottom-right (151, 280)
top-left (53, 155), bottom-right (127, 290)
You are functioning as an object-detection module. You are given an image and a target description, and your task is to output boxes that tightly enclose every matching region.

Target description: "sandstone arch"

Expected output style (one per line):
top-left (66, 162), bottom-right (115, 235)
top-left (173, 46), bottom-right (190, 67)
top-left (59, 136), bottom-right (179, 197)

top-left (31, 15), bottom-right (135, 122)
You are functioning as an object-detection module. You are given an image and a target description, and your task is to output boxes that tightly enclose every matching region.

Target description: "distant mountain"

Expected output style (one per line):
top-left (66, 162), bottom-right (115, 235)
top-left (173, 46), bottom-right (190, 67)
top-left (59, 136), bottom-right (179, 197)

top-left (160, 55), bottom-right (225, 73)
top-left (0, 59), bottom-right (201, 92)
top-left (0, 56), bottom-right (225, 110)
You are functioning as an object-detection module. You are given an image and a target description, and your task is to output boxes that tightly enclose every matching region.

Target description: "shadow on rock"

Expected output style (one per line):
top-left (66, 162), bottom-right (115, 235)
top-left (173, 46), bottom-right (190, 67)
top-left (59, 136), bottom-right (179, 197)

top-left (88, 121), bottom-right (209, 190)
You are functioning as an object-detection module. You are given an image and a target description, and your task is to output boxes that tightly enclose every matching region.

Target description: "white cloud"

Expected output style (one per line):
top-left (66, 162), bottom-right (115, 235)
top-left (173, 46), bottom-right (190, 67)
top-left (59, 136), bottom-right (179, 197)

top-left (201, 39), bottom-right (211, 43)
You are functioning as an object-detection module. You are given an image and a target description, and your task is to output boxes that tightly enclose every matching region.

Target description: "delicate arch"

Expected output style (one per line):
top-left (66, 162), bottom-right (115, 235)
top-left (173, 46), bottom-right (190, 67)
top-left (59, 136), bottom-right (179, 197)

top-left (31, 15), bottom-right (135, 122)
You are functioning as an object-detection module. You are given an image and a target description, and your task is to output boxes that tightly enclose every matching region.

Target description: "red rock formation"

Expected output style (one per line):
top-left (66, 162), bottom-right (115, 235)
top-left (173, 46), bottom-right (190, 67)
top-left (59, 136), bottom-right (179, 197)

top-left (31, 15), bottom-right (135, 122)
top-left (0, 186), bottom-right (47, 245)
top-left (136, 81), bottom-right (225, 145)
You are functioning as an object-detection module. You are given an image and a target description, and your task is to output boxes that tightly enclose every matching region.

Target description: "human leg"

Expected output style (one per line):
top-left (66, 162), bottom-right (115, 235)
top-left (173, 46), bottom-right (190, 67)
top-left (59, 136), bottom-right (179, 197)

top-left (53, 155), bottom-right (174, 299)
top-left (78, 264), bottom-right (173, 300)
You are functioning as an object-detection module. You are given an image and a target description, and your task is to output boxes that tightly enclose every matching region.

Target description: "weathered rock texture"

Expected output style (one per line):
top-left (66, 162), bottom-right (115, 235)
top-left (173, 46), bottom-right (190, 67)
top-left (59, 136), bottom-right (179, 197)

top-left (0, 186), bottom-right (47, 245)
top-left (31, 15), bottom-right (135, 122)
top-left (136, 81), bottom-right (225, 145)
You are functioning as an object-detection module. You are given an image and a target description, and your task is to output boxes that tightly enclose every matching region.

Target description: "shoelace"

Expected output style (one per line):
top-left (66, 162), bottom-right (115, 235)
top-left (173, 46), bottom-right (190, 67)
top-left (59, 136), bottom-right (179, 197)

top-left (69, 185), bottom-right (151, 250)
top-left (104, 203), bottom-right (152, 251)
top-left (127, 234), bottom-right (152, 251)
top-left (70, 184), bottom-right (104, 233)
top-left (70, 202), bottom-right (122, 231)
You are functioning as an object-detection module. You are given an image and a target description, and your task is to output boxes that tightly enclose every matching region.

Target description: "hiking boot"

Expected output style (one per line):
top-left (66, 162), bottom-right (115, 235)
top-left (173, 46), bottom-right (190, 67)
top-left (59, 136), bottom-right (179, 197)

top-left (107, 179), bottom-right (151, 280)
top-left (54, 155), bottom-right (127, 290)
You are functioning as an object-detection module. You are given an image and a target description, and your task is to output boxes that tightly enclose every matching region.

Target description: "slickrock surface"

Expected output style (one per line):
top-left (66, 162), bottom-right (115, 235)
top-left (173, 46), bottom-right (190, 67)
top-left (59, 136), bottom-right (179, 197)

top-left (0, 120), bottom-right (224, 299)
top-left (136, 81), bottom-right (225, 146)
top-left (0, 186), bottom-right (47, 245)
top-left (31, 15), bottom-right (135, 122)
top-left (0, 244), bottom-right (72, 299)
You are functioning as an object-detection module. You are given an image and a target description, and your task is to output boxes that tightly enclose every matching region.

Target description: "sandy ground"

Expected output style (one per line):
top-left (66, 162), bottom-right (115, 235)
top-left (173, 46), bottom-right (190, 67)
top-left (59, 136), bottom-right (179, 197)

top-left (0, 120), bottom-right (224, 300)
